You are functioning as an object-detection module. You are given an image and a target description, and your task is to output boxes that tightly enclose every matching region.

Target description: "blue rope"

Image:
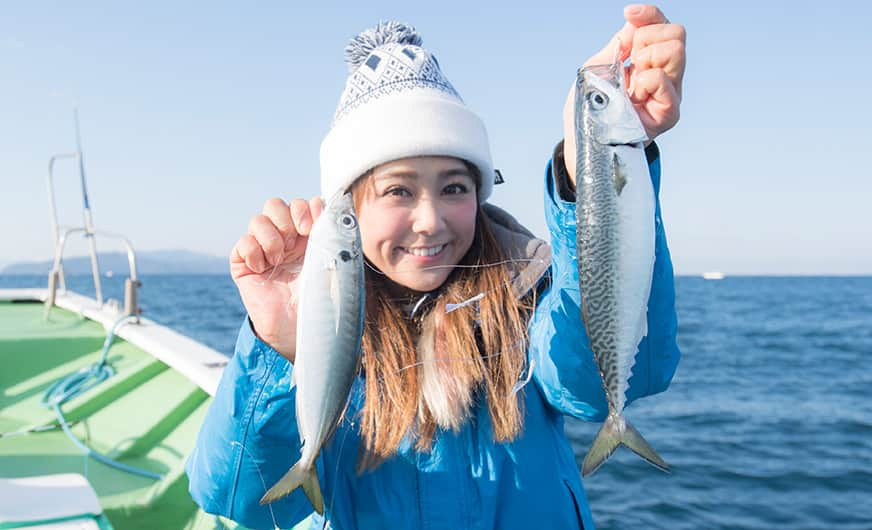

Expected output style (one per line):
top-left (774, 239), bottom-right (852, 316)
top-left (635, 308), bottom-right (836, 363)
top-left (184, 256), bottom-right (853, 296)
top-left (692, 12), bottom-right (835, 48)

top-left (41, 315), bottom-right (162, 480)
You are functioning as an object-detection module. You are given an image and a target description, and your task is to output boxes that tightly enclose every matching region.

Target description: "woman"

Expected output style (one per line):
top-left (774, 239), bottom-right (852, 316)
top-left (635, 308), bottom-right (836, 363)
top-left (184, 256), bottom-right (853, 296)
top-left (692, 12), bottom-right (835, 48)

top-left (187, 5), bottom-right (686, 529)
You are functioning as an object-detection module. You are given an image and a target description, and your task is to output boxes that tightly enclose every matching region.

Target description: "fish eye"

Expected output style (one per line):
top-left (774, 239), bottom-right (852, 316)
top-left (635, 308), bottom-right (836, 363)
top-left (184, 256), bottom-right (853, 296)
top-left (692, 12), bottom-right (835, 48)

top-left (340, 214), bottom-right (357, 229)
top-left (588, 90), bottom-right (608, 110)
top-left (339, 250), bottom-right (353, 262)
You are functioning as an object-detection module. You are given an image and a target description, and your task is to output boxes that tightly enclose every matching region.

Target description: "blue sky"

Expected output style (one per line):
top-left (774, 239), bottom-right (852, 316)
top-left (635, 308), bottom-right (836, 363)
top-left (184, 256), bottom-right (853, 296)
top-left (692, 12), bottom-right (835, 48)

top-left (2, 1), bottom-right (870, 275)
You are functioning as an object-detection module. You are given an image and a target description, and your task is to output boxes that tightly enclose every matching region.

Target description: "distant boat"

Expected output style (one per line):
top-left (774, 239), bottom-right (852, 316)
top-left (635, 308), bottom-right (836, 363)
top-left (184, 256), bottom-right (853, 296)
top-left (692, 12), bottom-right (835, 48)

top-left (702, 271), bottom-right (726, 280)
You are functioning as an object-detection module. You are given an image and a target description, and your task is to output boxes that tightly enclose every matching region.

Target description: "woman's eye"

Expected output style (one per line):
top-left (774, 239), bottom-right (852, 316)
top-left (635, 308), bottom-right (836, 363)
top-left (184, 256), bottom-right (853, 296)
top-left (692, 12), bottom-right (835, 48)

top-left (444, 183), bottom-right (469, 195)
top-left (385, 187), bottom-right (411, 197)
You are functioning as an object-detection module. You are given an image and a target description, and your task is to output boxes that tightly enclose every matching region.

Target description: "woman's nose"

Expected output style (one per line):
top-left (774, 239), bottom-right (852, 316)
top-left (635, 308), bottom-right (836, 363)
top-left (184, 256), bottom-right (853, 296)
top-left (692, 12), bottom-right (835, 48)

top-left (411, 198), bottom-right (445, 235)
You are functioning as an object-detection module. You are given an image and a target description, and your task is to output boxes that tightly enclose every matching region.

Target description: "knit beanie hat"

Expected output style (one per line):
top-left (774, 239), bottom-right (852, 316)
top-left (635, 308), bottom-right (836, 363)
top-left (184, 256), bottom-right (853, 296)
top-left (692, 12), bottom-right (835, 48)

top-left (320, 21), bottom-right (495, 202)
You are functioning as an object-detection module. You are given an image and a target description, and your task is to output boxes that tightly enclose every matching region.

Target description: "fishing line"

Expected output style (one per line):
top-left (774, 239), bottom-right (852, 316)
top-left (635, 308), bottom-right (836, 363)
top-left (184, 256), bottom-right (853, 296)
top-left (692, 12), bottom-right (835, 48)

top-left (613, 37), bottom-right (625, 75)
top-left (364, 257), bottom-right (548, 314)
top-left (229, 440), bottom-right (281, 530)
top-left (394, 350), bottom-right (510, 373)
top-left (328, 412), bottom-right (358, 522)
top-left (258, 253), bottom-right (546, 323)
top-left (257, 233), bottom-right (304, 287)
top-left (391, 338), bottom-right (534, 391)
top-left (363, 257), bottom-right (547, 277)
top-left (397, 341), bottom-right (524, 373)
top-left (255, 232), bottom-right (546, 286)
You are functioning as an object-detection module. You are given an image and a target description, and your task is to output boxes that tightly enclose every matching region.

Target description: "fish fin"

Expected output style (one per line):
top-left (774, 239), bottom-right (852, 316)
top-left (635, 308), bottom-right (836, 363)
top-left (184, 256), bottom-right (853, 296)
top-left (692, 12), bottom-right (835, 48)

top-left (301, 466), bottom-right (325, 515)
top-left (612, 152), bottom-right (627, 195)
top-left (260, 461), bottom-right (325, 515)
top-left (582, 413), bottom-right (669, 477)
top-left (328, 258), bottom-right (341, 335)
top-left (620, 418), bottom-right (669, 473)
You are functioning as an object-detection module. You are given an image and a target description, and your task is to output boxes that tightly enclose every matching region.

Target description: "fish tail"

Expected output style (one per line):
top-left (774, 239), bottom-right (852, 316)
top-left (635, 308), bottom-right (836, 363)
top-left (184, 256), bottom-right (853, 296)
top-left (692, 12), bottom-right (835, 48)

top-left (581, 413), bottom-right (669, 477)
top-left (259, 460), bottom-right (325, 515)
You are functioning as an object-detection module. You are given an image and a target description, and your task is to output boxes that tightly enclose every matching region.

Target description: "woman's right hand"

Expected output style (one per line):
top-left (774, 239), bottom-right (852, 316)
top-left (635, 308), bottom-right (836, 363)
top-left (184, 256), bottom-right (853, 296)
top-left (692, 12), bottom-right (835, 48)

top-left (230, 197), bottom-right (324, 363)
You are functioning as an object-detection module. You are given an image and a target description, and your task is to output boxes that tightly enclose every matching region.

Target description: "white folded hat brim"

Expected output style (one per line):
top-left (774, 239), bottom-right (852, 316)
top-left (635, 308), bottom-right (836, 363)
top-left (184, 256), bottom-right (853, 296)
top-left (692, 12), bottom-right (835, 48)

top-left (320, 89), bottom-right (494, 202)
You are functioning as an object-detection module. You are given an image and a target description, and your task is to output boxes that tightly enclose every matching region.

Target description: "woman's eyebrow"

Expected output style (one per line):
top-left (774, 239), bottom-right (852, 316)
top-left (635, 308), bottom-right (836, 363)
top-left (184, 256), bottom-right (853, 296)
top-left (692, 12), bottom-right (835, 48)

top-left (438, 168), bottom-right (473, 179)
top-left (373, 167), bottom-right (471, 180)
top-left (373, 170), bottom-right (417, 180)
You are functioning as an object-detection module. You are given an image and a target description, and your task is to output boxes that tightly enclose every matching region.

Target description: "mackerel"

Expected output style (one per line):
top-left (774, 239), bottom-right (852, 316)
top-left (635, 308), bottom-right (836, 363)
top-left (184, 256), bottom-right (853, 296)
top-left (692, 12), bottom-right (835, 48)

top-left (574, 62), bottom-right (669, 477)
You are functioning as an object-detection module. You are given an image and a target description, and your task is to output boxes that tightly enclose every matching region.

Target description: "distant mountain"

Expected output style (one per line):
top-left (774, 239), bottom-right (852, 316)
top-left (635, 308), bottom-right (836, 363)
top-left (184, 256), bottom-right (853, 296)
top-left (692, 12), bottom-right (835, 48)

top-left (2, 250), bottom-right (228, 275)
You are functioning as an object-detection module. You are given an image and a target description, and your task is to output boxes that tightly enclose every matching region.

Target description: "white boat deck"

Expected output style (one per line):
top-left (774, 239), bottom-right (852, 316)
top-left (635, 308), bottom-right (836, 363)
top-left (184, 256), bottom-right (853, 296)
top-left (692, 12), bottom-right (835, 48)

top-left (0, 288), bottom-right (228, 397)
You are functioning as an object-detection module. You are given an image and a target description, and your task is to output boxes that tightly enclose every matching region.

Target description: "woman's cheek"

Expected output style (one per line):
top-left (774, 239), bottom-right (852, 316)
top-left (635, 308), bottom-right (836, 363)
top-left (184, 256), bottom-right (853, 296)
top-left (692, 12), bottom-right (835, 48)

top-left (455, 199), bottom-right (478, 232)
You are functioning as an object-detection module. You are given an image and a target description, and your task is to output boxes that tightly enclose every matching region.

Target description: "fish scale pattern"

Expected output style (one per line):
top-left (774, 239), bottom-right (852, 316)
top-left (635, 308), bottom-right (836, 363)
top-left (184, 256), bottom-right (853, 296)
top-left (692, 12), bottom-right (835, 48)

top-left (576, 142), bottom-right (626, 410)
top-left (573, 63), bottom-right (653, 416)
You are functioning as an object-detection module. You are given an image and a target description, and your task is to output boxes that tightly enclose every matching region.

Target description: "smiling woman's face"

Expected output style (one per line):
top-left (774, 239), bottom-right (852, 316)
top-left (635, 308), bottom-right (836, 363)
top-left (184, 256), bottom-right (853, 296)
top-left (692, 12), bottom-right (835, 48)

top-left (352, 156), bottom-right (478, 294)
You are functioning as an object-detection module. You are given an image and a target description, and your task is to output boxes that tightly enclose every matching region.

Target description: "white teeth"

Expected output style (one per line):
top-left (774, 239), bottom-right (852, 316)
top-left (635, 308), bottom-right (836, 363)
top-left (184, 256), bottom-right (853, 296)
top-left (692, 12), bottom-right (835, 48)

top-left (406, 244), bottom-right (445, 257)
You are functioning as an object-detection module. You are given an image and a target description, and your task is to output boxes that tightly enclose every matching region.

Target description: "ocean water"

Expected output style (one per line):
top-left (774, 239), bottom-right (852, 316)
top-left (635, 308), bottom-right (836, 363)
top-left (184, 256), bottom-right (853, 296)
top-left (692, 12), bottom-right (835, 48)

top-left (2, 274), bottom-right (870, 529)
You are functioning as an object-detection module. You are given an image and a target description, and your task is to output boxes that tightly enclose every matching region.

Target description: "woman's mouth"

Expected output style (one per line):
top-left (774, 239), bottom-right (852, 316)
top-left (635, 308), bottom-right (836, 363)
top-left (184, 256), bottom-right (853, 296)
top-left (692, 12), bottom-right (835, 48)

top-left (401, 244), bottom-right (447, 258)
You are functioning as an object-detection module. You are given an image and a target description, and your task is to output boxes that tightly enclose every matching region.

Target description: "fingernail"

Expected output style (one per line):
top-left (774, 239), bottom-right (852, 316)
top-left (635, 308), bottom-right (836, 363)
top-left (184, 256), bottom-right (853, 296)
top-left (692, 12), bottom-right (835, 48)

top-left (626, 4), bottom-right (643, 16)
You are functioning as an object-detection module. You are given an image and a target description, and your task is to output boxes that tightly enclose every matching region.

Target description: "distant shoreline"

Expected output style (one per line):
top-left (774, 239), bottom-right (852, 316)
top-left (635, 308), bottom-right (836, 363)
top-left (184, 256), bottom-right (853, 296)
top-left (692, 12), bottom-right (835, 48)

top-left (1, 250), bottom-right (228, 276)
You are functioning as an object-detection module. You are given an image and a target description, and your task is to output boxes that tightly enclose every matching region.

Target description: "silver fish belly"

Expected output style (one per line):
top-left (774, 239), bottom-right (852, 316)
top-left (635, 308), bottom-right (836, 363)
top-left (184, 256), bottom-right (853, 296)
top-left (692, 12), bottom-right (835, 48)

top-left (574, 63), bottom-right (668, 477)
top-left (260, 192), bottom-right (365, 512)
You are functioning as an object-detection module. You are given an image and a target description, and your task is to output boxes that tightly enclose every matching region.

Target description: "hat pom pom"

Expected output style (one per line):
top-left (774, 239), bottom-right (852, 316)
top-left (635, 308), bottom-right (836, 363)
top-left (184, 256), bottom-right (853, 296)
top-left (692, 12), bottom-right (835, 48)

top-left (344, 21), bottom-right (423, 72)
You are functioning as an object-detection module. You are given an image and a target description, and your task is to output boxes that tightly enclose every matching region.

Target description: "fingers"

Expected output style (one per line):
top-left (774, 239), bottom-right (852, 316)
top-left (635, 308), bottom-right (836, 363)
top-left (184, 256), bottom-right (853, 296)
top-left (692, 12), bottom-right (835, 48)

top-left (593, 4), bottom-right (670, 66)
top-left (232, 234), bottom-right (270, 274)
top-left (289, 198), bottom-right (314, 237)
top-left (265, 195), bottom-right (318, 241)
top-left (624, 4), bottom-right (669, 26)
top-left (262, 198), bottom-right (293, 236)
top-left (631, 39), bottom-right (685, 95)
top-left (584, 21), bottom-right (635, 68)
top-left (632, 21), bottom-right (686, 50)
top-left (629, 68), bottom-right (680, 133)
top-left (309, 196), bottom-right (324, 224)
top-left (622, 8), bottom-right (685, 139)
top-left (631, 24), bottom-right (686, 78)
top-left (231, 196), bottom-right (325, 276)
top-left (248, 214), bottom-right (285, 268)
top-left (573, 5), bottom-right (684, 145)
top-left (584, 5), bottom-right (681, 70)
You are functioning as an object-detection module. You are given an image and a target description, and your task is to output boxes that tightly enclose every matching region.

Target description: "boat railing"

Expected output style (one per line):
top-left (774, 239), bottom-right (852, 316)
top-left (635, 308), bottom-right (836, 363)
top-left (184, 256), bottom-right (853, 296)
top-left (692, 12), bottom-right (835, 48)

top-left (46, 226), bottom-right (141, 318)
top-left (44, 112), bottom-right (141, 321)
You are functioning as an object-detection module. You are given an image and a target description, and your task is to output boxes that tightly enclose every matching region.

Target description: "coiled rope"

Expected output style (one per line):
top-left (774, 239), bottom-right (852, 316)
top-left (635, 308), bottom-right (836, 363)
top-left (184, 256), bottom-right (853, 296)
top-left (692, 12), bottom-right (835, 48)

top-left (41, 314), bottom-right (162, 480)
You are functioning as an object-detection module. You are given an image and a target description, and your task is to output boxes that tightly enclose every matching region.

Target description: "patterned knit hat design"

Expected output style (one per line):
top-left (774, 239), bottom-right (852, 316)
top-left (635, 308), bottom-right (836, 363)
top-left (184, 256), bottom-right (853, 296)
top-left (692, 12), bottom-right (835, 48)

top-left (320, 21), bottom-right (495, 202)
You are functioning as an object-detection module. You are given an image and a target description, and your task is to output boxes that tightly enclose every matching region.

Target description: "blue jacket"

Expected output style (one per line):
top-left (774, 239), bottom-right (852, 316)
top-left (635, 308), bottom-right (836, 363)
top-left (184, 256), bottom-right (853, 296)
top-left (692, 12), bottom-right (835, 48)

top-left (186, 148), bottom-right (680, 530)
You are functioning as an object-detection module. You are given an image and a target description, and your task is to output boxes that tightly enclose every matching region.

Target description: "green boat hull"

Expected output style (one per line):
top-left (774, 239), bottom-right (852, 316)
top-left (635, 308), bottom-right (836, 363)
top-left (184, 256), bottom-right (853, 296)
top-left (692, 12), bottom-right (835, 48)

top-left (0, 300), bottom-right (311, 530)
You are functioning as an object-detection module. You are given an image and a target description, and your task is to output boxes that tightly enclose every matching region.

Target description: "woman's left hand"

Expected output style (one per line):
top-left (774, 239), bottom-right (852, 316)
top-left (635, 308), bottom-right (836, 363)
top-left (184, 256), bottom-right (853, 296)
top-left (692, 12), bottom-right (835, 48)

top-left (563, 4), bottom-right (686, 183)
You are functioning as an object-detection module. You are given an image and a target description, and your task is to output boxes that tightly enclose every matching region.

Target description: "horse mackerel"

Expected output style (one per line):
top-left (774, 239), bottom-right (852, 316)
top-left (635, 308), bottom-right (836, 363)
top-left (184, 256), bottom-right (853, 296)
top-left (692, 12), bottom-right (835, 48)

top-left (260, 192), bottom-right (365, 512)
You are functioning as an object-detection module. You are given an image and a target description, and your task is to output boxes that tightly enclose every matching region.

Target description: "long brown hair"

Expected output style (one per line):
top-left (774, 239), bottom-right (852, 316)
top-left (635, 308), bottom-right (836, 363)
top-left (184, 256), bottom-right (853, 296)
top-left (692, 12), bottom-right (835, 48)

top-left (352, 163), bottom-right (535, 469)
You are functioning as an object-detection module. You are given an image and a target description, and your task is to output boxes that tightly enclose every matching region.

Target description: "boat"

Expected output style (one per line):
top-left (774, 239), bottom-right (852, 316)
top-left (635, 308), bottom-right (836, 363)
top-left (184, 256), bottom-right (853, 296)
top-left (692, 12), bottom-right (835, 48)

top-left (0, 117), bottom-right (311, 529)
top-left (702, 271), bottom-right (725, 280)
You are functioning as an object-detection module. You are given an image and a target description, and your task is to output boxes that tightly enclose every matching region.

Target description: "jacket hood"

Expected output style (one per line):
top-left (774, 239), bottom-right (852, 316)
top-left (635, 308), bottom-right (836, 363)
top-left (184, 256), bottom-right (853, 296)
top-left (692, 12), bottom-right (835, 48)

top-left (482, 202), bottom-right (552, 300)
